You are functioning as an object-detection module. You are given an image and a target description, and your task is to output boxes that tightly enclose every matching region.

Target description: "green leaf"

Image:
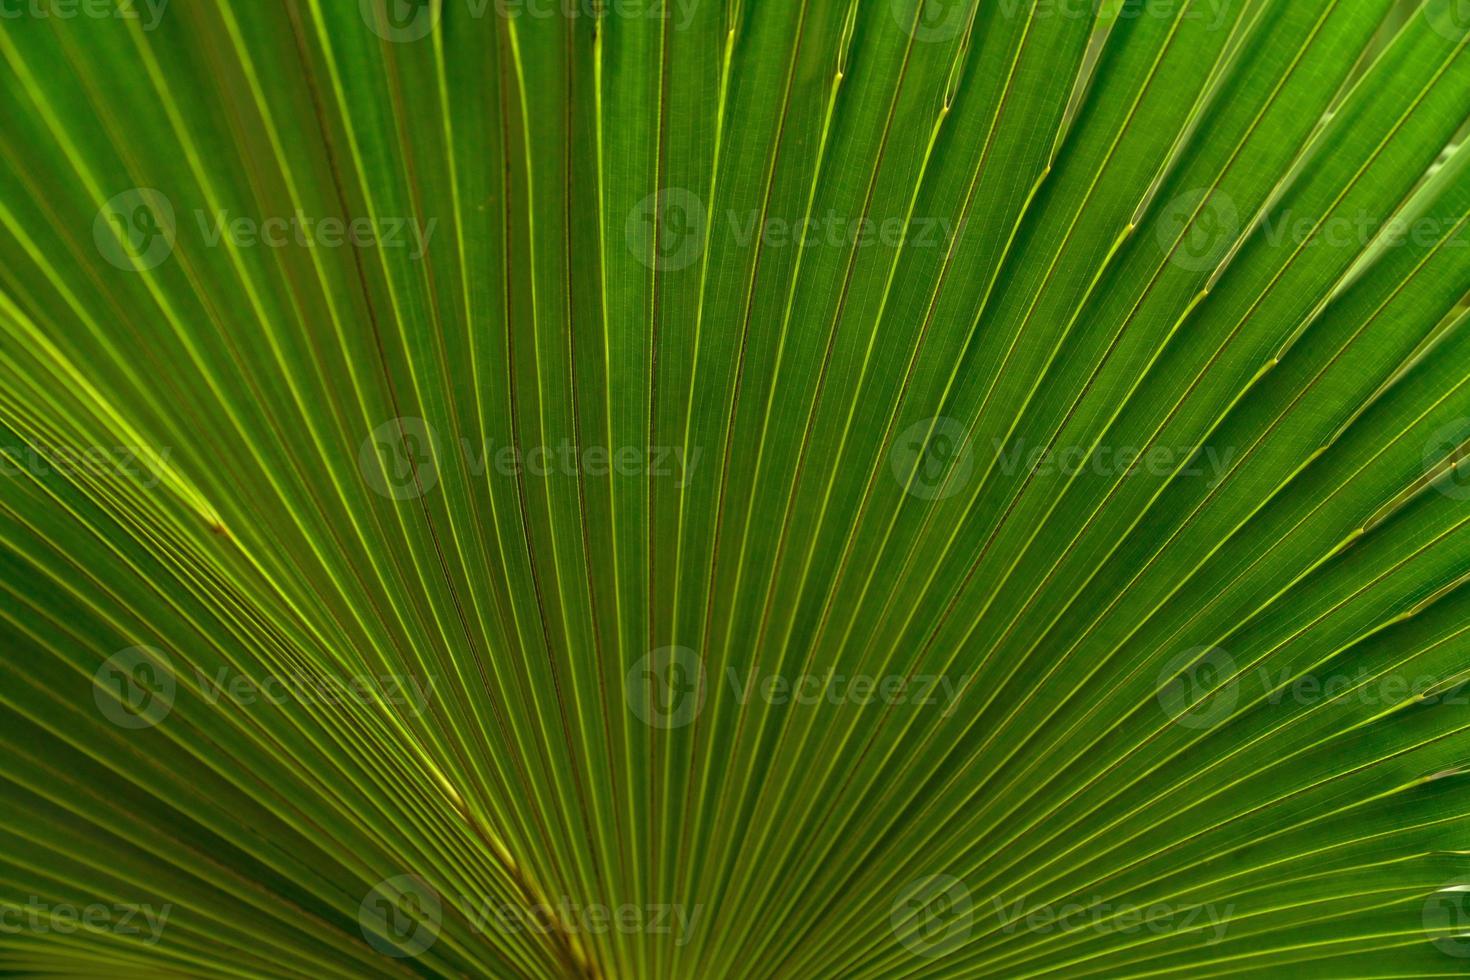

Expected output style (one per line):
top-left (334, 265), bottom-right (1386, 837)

top-left (1, 0), bottom-right (1469, 976)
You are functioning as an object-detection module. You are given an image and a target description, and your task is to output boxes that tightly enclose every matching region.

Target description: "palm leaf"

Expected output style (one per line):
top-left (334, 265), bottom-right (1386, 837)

top-left (2, 0), bottom-right (1470, 976)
